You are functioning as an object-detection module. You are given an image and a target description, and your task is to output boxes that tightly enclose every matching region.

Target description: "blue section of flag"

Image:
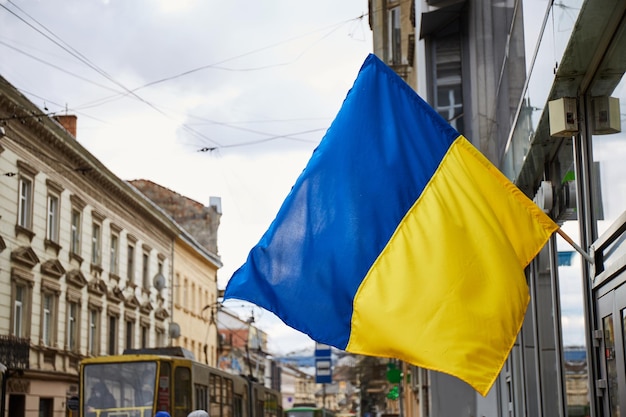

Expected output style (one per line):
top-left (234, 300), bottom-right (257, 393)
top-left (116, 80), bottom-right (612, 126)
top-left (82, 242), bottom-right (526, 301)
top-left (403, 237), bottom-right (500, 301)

top-left (223, 54), bottom-right (459, 348)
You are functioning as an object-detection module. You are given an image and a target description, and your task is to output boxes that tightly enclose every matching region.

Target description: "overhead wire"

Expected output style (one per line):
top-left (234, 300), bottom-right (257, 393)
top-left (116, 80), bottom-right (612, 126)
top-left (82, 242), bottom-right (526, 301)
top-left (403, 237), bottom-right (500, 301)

top-left (64, 14), bottom-right (368, 151)
top-left (0, 3), bottom-right (368, 152)
top-left (14, 0), bottom-right (365, 150)
top-left (0, 39), bottom-right (125, 95)
top-left (0, 1), bottom-right (224, 148)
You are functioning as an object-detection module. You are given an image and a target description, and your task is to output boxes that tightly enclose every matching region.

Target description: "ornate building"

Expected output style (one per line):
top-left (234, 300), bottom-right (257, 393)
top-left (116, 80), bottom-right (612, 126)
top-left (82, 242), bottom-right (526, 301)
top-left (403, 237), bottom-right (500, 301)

top-left (0, 75), bottom-right (177, 416)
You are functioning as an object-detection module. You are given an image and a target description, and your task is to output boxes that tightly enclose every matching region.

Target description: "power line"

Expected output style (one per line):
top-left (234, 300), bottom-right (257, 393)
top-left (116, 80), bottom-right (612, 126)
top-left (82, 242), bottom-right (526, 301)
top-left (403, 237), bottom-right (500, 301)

top-left (1, 1), bottom-right (223, 147)
top-left (69, 14), bottom-right (367, 112)
top-left (1, 3), bottom-right (369, 152)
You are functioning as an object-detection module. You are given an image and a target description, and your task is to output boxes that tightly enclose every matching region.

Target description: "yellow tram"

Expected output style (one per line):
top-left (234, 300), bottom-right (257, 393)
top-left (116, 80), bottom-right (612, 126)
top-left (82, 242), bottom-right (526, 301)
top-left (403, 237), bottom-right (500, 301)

top-left (79, 347), bottom-right (282, 417)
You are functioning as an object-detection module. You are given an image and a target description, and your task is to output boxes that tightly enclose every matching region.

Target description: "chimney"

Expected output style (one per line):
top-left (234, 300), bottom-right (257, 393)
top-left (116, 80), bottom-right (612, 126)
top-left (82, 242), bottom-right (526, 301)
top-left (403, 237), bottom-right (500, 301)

top-left (54, 115), bottom-right (77, 137)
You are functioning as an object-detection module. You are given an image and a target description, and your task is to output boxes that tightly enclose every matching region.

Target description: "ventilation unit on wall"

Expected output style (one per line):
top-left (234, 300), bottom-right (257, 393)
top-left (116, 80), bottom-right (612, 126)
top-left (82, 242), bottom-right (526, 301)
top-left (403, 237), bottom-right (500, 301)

top-left (592, 96), bottom-right (621, 135)
top-left (549, 97), bottom-right (579, 137)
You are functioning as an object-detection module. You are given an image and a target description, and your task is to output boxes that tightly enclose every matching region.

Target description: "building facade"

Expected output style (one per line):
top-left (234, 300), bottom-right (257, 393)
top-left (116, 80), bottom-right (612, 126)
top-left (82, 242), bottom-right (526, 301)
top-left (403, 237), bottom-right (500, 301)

top-left (280, 364), bottom-right (316, 411)
top-left (369, 0), bottom-right (527, 415)
top-left (503, 1), bottom-right (626, 415)
top-left (368, 0), bottom-right (417, 90)
top-left (369, 0), bottom-right (626, 416)
top-left (215, 309), bottom-right (274, 386)
top-left (129, 180), bottom-right (223, 367)
top-left (0, 76), bottom-right (179, 416)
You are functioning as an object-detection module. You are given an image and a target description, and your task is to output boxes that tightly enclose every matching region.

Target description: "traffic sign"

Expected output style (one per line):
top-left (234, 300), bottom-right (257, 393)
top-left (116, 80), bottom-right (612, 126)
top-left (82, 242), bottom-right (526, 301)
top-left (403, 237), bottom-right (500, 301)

top-left (315, 358), bottom-right (332, 384)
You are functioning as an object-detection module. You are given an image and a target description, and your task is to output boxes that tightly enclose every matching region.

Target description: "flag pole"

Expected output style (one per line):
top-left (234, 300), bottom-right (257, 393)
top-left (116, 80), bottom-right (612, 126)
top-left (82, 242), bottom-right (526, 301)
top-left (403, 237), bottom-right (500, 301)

top-left (556, 228), bottom-right (594, 264)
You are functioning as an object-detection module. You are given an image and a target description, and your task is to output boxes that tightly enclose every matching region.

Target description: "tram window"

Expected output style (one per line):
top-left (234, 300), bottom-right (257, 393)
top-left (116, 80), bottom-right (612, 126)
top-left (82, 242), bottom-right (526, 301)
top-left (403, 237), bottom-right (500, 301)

top-left (83, 361), bottom-right (157, 414)
top-left (195, 384), bottom-right (208, 411)
top-left (256, 399), bottom-right (264, 417)
top-left (223, 378), bottom-right (233, 417)
top-left (175, 367), bottom-right (192, 417)
top-left (265, 393), bottom-right (277, 417)
top-left (210, 374), bottom-right (222, 417)
top-left (233, 394), bottom-right (243, 417)
top-left (242, 389), bottom-right (248, 417)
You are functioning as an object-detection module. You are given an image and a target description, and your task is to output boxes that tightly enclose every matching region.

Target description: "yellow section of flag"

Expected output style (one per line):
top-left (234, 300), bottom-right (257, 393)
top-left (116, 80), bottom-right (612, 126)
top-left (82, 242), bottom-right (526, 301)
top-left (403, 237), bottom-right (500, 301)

top-left (348, 136), bottom-right (559, 395)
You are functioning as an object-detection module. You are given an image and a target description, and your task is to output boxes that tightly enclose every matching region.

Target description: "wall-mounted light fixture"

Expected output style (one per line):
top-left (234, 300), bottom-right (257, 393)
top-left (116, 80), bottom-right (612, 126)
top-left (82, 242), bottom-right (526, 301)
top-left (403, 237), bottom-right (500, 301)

top-left (153, 273), bottom-right (166, 291)
top-left (169, 322), bottom-right (181, 339)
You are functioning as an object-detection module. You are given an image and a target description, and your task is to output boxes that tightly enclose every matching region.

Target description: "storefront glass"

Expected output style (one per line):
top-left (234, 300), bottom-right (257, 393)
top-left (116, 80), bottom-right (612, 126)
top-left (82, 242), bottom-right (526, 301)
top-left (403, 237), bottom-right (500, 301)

top-left (503, 0), bottom-right (583, 180)
top-left (590, 73), bottom-right (626, 267)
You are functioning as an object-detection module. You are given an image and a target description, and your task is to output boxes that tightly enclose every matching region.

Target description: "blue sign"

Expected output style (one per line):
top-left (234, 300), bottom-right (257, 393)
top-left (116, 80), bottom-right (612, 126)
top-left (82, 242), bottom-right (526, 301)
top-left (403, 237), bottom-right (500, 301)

top-left (315, 343), bottom-right (332, 383)
top-left (315, 358), bottom-right (332, 384)
top-left (315, 343), bottom-right (331, 358)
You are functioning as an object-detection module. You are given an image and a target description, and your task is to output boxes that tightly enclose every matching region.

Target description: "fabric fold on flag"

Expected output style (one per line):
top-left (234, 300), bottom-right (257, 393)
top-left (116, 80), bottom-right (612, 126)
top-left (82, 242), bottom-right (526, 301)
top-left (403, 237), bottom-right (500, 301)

top-left (223, 53), bottom-right (559, 396)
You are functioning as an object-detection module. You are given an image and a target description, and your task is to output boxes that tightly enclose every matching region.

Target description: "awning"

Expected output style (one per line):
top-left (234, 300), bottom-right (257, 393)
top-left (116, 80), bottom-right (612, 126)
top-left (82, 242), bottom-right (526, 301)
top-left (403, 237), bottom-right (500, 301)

top-left (419, 0), bottom-right (466, 39)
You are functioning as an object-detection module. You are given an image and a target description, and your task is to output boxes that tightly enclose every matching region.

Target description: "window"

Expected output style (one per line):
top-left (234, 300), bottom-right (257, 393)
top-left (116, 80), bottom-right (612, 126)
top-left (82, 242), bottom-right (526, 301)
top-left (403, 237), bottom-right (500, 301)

top-left (39, 281), bottom-right (60, 348)
top-left (67, 301), bottom-right (79, 351)
top-left (175, 273), bottom-right (181, 306)
top-left (191, 283), bottom-right (196, 312)
top-left (127, 244), bottom-right (135, 281)
top-left (91, 222), bottom-right (101, 265)
top-left (17, 176), bottom-right (33, 229)
top-left (156, 327), bottom-right (165, 347)
top-left (433, 29), bottom-right (464, 133)
top-left (110, 233), bottom-right (119, 275)
top-left (142, 252), bottom-right (150, 290)
top-left (71, 209), bottom-right (81, 255)
top-left (46, 194), bottom-right (60, 242)
top-left (11, 271), bottom-right (33, 339)
top-left (387, 6), bottom-right (401, 65)
top-left (141, 323), bottom-right (149, 348)
top-left (88, 309), bottom-right (99, 355)
top-left (39, 398), bottom-right (53, 417)
top-left (125, 319), bottom-right (134, 350)
top-left (108, 314), bottom-right (117, 355)
top-left (42, 293), bottom-right (54, 346)
top-left (14, 285), bottom-right (24, 337)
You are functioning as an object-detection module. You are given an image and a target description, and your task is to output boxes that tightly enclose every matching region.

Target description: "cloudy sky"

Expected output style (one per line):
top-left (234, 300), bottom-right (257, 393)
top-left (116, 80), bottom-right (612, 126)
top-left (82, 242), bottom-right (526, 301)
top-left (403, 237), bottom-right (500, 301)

top-left (0, 0), bottom-right (372, 354)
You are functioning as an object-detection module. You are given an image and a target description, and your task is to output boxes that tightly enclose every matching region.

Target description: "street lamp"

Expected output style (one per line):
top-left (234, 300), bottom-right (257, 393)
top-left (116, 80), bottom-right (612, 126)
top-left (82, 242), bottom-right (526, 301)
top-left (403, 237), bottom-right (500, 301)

top-left (201, 303), bottom-right (223, 365)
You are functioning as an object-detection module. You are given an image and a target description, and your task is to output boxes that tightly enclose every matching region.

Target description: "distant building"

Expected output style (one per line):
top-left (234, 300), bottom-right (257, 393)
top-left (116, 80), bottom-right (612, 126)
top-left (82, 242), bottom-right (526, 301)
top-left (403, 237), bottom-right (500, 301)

top-left (564, 347), bottom-right (588, 416)
top-left (368, 0), bottom-right (417, 90)
top-left (280, 364), bottom-right (316, 410)
top-left (129, 180), bottom-right (222, 366)
top-left (216, 308), bottom-right (279, 390)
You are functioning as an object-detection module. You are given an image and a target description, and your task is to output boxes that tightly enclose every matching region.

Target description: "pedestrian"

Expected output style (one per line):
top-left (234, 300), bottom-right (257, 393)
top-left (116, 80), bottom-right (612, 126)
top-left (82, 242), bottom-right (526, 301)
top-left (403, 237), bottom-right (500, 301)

top-left (155, 411), bottom-right (171, 417)
top-left (188, 411), bottom-right (209, 417)
top-left (85, 382), bottom-right (116, 417)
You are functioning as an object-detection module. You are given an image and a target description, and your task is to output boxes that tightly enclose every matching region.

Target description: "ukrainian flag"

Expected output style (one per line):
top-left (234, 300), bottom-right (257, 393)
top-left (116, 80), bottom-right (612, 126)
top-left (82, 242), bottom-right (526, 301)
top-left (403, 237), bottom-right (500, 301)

top-left (224, 54), bottom-right (558, 395)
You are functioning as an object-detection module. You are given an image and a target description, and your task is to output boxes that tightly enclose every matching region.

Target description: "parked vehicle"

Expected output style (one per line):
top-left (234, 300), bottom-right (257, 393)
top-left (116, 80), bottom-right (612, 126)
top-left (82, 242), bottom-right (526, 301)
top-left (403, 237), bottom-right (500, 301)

top-left (80, 347), bottom-right (281, 417)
